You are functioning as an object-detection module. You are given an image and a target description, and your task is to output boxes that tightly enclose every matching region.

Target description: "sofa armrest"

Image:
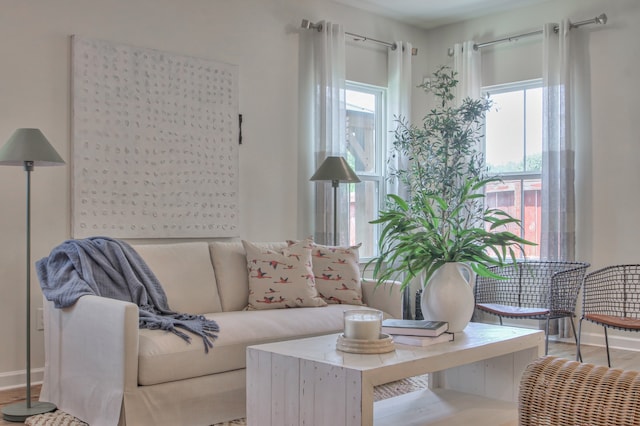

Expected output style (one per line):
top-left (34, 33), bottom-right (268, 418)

top-left (42, 295), bottom-right (139, 426)
top-left (361, 279), bottom-right (403, 319)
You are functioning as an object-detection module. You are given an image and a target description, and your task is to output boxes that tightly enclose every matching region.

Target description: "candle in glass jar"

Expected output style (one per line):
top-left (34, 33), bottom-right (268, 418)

top-left (343, 310), bottom-right (382, 340)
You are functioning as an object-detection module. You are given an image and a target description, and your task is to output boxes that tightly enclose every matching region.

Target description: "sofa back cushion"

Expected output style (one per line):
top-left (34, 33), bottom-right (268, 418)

top-left (209, 241), bottom-right (287, 312)
top-left (133, 242), bottom-right (222, 315)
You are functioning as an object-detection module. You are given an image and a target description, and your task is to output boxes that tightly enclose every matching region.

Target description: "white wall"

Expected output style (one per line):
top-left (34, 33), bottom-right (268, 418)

top-left (0, 0), bottom-right (428, 388)
top-left (423, 0), bottom-right (640, 351)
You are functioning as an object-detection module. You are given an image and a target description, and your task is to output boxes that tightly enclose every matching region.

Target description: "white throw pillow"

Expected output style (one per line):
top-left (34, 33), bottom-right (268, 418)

top-left (243, 239), bottom-right (327, 310)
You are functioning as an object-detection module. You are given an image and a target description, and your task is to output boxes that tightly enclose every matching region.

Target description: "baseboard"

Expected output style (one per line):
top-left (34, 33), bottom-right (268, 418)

top-left (568, 331), bottom-right (640, 352)
top-left (494, 318), bottom-right (640, 352)
top-left (0, 368), bottom-right (44, 392)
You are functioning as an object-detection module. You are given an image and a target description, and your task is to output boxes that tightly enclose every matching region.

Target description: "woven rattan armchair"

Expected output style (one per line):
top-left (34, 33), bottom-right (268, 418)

top-left (578, 264), bottom-right (640, 367)
top-left (519, 356), bottom-right (640, 426)
top-left (474, 261), bottom-right (589, 354)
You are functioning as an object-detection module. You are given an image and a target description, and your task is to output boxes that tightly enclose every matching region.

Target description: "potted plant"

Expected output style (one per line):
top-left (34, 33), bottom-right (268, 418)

top-left (368, 66), bottom-right (533, 331)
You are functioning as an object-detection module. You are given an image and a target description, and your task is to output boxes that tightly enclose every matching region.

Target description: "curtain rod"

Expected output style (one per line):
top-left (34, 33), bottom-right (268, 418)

top-left (301, 19), bottom-right (418, 56)
top-left (447, 13), bottom-right (607, 56)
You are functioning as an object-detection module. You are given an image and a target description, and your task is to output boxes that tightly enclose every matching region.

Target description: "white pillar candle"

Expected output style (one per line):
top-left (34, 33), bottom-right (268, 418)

top-left (343, 310), bottom-right (382, 340)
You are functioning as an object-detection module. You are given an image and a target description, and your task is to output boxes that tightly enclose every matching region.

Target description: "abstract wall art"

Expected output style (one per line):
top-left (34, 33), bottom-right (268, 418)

top-left (71, 36), bottom-right (239, 238)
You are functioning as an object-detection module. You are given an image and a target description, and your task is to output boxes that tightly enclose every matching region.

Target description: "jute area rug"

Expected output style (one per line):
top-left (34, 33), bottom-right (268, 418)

top-left (24, 375), bottom-right (429, 426)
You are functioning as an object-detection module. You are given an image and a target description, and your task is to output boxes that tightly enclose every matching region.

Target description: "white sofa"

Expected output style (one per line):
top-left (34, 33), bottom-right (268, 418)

top-left (40, 240), bottom-right (403, 426)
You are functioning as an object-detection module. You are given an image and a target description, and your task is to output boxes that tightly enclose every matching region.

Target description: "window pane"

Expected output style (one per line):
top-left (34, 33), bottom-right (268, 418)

top-left (525, 88), bottom-right (542, 172)
top-left (522, 178), bottom-right (541, 258)
top-left (346, 82), bottom-right (384, 259)
top-left (348, 180), bottom-right (379, 258)
top-left (484, 178), bottom-right (541, 259)
top-left (486, 91), bottom-right (525, 173)
top-left (346, 90), bottom-right (376, 174)
top-left (484, 81), bottom-right (543, 260)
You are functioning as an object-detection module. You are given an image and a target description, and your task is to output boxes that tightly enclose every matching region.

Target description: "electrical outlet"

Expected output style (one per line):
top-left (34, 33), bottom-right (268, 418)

top-left (36, 308), bottom-right (44, 331)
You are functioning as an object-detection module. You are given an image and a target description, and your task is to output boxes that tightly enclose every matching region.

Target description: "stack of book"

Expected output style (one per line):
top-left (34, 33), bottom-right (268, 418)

top-left (381, 319), bottom-right (453, 347)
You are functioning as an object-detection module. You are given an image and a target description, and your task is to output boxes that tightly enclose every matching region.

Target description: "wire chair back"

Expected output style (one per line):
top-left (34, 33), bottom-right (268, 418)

top-left (582, 264), bottom-right (640, 322)
top-left (578, 264), bottom-right (640, 367)
top-left (475, 261), bottom-right (589, 318)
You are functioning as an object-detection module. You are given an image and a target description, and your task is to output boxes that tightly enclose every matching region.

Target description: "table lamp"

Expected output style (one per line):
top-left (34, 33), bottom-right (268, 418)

top-left (310, 156), bottom-right (360, 246)
top-left (0, 128), bottom-right (65, 422)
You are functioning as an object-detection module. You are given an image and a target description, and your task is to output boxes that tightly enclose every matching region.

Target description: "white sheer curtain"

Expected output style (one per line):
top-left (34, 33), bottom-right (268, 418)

top-left (453, 40), bottom-right (482, 101)
top-left (542, 20), bottom-right (576, 262)
top-left (542, 20), bottom-right (577, 338)
top-left (387, 41), bottom-right (413, 317)
top-left (387, 41), bottom-right (412, 199)
top-left (298, 21), bottom-right (347, 245)
top-left (453, 40), bottom-right (482, 176)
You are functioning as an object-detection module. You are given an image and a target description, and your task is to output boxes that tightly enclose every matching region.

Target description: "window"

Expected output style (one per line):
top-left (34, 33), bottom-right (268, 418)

top-left (345, 82), bottom-right (385, 259)
top-left (483, 80), bottom-right (542, 258)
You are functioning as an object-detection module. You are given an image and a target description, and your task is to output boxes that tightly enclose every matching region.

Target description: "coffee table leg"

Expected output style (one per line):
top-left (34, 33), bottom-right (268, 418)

top-left (247, 348), bottom-right (275, 425)
top-left (248, 347), bottom-right (373, 426)
top-left (300, 360), bottom-right (371, 425)
top-left (429, 345), bottom-right (542, 402)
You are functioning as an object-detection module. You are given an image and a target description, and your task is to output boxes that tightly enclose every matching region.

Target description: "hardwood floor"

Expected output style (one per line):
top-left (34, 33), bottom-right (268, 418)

top-left (0, 342), bottom-right (637, 425)
top-left (552, 340), bottom-right (640, 371)
top-left (0, 385), bottom-right (41, 425)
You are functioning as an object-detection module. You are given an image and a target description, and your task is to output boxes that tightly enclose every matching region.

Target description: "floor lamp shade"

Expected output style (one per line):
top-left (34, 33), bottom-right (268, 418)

top-left (0, 128), bottom-right (65, 167)
top-left (310, 156), bottom-right (360, 246)
top-left (0, 128), bottom-right (64, 422)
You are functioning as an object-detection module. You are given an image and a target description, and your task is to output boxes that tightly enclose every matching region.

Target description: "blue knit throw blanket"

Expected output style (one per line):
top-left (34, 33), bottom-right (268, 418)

top-left (36, 236), bottom-right (219, 352)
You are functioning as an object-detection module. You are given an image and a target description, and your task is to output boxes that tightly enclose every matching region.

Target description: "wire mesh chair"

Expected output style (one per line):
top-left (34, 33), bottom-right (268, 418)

top-left (578, 264), bottom-right (640, 367)
top-left (474, 261), bottom-right (590, 354)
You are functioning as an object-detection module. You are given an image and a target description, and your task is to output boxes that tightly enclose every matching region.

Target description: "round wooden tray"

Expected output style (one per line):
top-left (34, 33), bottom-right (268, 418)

top-left (336, 333), bottom-right (396, 354)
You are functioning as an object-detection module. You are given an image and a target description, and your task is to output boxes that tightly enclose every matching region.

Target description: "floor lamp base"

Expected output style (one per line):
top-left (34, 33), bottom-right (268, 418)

top-left (2, 401), bottom-right (57, 422)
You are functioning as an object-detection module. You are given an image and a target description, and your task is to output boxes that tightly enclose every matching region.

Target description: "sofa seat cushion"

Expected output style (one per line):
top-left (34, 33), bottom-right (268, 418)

top-left (137, 304), bottom-right (372, 385)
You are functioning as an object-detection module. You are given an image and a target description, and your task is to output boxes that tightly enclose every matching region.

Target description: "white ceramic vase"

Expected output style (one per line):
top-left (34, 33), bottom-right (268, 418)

top-left (420, 262), bottom-right (475, 333)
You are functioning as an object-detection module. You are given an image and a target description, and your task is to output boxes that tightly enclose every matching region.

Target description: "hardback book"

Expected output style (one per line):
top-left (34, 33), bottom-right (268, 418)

top-left (381, 319), bottom-right (449, 337)
top-left (392, 332), bottom-right (454, 347)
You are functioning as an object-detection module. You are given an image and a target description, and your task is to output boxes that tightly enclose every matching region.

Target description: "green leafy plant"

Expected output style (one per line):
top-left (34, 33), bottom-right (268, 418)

top-left (367, 66), bottom-right (533, 292)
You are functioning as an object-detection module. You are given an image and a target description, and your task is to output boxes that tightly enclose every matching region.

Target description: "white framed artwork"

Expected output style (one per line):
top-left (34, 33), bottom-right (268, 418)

top-left (71, 36), bottom-right (239, 238)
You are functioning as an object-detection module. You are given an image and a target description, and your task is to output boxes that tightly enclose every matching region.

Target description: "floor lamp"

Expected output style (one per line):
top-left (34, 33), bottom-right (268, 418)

top-left (310, 156), bottom-right (360, 246)
top-left (0, 128), bottom-right (65, 422)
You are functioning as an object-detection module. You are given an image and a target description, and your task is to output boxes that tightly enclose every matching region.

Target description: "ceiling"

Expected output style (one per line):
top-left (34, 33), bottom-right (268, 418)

top-left (333, 0), bottom-right (552, 29)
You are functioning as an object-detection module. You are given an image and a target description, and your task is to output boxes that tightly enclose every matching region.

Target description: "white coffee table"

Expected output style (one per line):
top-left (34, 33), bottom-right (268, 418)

top-left (246, 322), bottom-right (544, 426)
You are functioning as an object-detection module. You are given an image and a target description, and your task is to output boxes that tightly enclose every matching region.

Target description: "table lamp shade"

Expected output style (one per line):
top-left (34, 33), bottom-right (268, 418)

top-left (0, 128), bottom-right (65, 166)
top-left (310, 156), bottom-right (360, 184)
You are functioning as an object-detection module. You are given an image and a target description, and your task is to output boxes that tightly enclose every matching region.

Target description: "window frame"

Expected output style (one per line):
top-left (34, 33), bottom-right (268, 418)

top-left (482, 78), bottom-right (543, 258)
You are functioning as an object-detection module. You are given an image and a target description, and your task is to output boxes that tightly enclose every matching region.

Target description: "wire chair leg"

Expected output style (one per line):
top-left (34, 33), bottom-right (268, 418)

top-left (576, 318), bottom-right (583, 362)
top-left (604, 326), bottom-right (611, 368)
top-left (544, 317), bottom-right (550, 355)
top-left (569, 317), bottom-right (579, 347)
